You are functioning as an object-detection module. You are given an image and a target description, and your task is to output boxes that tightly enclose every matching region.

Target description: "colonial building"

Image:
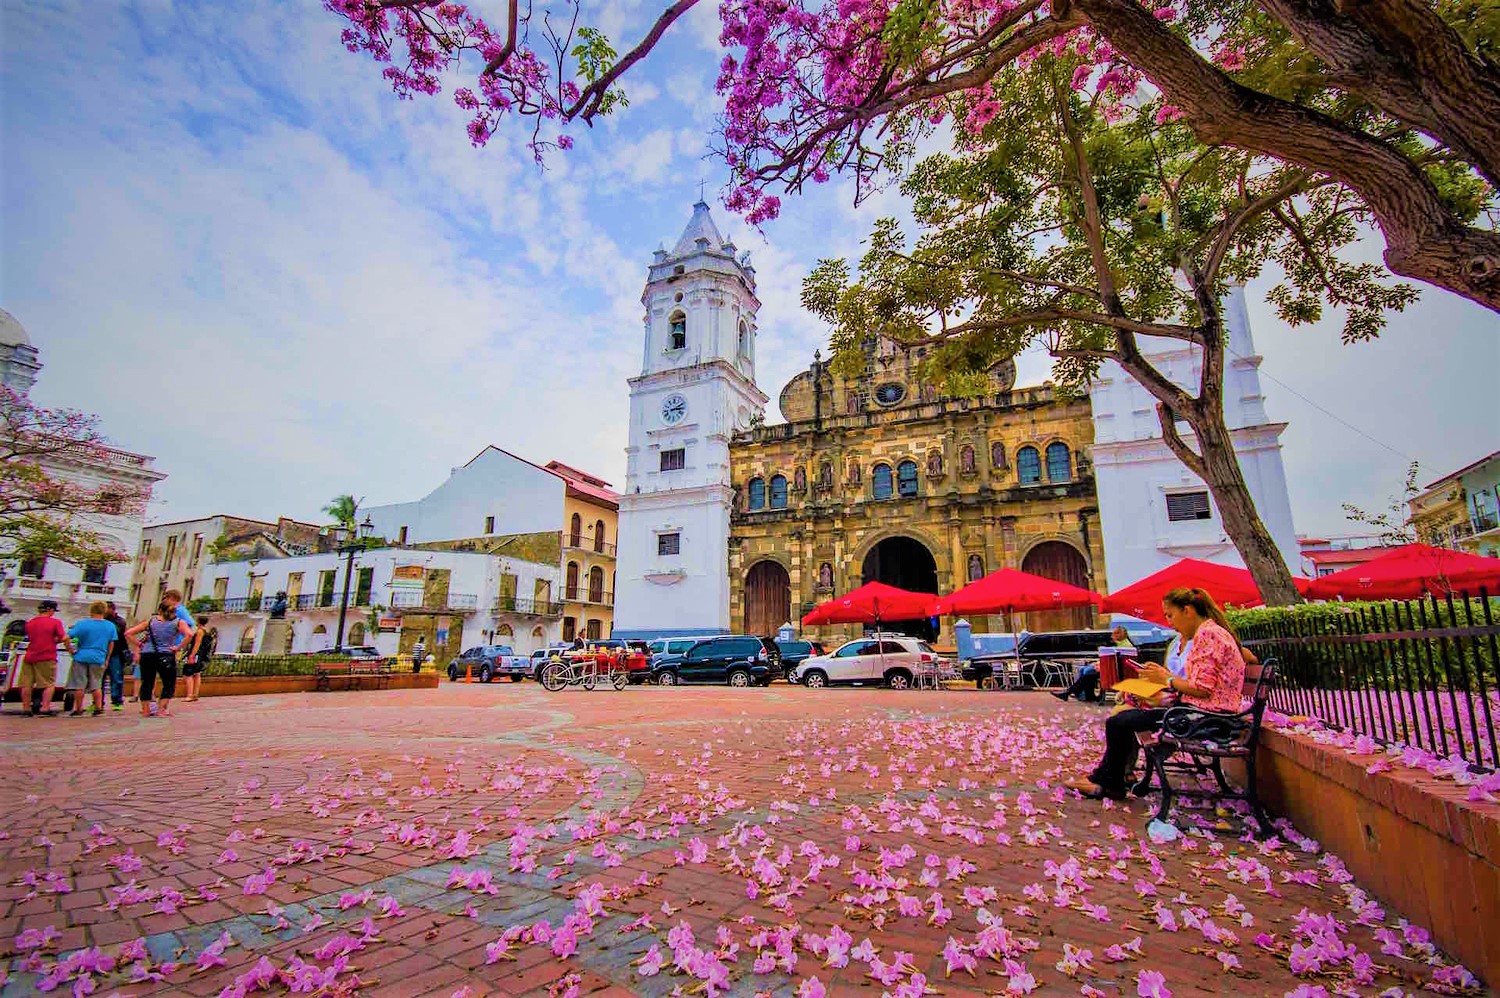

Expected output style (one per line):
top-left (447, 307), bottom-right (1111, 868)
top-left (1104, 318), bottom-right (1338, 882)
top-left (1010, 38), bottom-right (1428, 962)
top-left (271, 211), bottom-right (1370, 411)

top-left (547, 461), bottom-right (620, 642)
top-left (1410, 450), bottom-right (1500, 558)
top-left (729, 344), bottom-right (1105, 643)
top-left (0, 309), bottom-right (165, 631)
top-left (130, 514), bottom-right (324, 618)
top-left (1088, 287), bottom-right (1300, 592)
top-left (613, 200), bottom-right (768, 638)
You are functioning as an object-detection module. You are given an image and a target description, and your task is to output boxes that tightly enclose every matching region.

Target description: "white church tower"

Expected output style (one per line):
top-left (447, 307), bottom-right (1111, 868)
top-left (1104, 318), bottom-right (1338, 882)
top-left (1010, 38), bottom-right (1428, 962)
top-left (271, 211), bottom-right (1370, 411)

top-left (1089, 286), bottom-right (1300, 593)
top-left (613, 201), bottom-right (768, 638)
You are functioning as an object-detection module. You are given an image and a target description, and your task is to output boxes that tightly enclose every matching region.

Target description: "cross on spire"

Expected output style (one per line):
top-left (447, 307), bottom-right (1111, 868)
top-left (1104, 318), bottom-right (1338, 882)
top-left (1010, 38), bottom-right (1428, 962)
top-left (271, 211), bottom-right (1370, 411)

top-left (697, 178), bottom-right (707, 203)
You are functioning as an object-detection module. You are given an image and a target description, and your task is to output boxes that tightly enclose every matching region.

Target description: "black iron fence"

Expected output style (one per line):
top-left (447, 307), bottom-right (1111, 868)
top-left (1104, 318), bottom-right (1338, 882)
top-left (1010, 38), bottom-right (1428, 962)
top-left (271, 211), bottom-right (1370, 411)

top-left (1233, 591), bottom-right (1499, 771)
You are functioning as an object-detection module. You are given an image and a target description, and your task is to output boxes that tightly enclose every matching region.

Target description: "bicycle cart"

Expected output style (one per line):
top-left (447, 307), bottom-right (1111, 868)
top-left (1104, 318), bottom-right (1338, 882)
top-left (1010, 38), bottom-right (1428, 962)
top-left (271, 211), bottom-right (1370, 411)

top-left (538, 650), bottom-right (628, 692)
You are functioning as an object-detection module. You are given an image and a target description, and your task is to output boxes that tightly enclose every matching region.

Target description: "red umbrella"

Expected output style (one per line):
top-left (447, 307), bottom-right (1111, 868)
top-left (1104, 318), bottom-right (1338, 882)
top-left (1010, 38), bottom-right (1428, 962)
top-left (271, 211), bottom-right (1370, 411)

top-left (801, 581), bottom-right (939, 627)
top-left (1100, 557), bottom-right (1312, 626)
top-left (1305, 544), bottom-right (1500, 600)
top-left (933, 568), bottom-right (1100, 618)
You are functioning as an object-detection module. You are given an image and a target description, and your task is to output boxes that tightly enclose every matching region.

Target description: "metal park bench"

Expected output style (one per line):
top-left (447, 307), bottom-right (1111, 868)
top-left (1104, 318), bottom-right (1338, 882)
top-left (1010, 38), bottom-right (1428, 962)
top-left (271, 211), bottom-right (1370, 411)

top-left (1133, 659), bottom-right (1277, 836)
top-left (315, 658), bottom-right (394, 692)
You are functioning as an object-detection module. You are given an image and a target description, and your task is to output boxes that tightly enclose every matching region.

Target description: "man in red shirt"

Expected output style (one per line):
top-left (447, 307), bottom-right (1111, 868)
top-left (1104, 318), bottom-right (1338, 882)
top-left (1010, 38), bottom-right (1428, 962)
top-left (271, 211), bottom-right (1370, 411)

top-left (20, 600), bottom-right (73, 717)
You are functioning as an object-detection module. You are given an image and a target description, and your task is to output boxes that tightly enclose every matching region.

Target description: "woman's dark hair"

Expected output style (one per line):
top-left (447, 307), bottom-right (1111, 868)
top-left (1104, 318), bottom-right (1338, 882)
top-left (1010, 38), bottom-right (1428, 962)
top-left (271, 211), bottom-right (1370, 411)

top-left (1162, 586), bottom-right (1237, 639)
top-left (156, 600), bottom-right (174, 619)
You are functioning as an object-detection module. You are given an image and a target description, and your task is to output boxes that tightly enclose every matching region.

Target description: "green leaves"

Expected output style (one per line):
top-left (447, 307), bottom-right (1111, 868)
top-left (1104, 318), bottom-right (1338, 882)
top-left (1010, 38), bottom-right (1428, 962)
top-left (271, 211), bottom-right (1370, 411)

top-left (571, 27), bottom-right (628, 115)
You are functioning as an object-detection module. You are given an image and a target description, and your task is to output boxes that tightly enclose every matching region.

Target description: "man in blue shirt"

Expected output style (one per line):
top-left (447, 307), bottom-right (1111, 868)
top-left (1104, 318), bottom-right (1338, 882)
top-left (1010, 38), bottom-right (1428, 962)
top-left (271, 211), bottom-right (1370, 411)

top-left (66, 601), bottom-right (117, 716)
top-left (163, 589), bottom-right (196, 630)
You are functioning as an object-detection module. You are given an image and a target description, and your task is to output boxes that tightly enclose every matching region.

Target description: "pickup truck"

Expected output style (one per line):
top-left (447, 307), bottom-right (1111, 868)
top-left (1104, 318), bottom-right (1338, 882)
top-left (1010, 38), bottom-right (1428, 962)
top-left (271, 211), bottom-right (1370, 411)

top-left (446, 645), bottom-right (531, 683)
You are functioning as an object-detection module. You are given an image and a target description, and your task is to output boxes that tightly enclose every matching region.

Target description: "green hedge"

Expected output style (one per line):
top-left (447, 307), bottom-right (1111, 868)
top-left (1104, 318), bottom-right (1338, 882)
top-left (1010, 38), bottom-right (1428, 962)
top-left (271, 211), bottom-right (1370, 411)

top-left (201, 655), bottom-right (322, 677)
top-left (1227, 596), bottom-right (1499, 690)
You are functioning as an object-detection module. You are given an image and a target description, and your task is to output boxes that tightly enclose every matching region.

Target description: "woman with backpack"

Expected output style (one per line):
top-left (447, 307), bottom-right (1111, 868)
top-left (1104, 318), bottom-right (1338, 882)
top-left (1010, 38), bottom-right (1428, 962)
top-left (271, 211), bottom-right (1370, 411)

top-left (125, 601), bottom-right (193, 718)
top-left (180, 613), bottom-right (216, 702)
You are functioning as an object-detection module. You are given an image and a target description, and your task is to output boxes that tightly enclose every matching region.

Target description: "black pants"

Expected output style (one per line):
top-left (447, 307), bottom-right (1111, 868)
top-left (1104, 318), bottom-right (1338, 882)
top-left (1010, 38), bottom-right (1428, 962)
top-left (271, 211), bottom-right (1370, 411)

top-left (139, 653), bottom-right (177, 702)
top-left (1089, 708), bottom-right (1167, 793)
top-left (1060, 666), bottom-right (1101, 701)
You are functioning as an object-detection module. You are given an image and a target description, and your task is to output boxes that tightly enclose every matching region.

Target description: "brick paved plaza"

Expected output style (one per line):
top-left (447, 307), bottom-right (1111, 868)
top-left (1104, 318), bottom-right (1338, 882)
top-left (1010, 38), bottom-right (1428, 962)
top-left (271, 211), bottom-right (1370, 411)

top-left (0, 685), bottom-right (1483, 996)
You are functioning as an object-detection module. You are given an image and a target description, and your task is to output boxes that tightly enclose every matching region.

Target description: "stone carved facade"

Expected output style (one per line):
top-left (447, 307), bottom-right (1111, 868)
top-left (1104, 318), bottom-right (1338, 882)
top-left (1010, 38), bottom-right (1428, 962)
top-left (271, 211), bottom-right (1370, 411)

top-left (729, 343), bottom-right (1105, 642)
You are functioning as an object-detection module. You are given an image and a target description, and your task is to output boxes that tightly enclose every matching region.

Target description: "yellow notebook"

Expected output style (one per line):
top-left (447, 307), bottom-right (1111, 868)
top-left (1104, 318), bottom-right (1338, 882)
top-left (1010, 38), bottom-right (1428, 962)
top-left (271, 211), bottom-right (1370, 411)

top-left (1111, 678), bottom-right (1168, 699)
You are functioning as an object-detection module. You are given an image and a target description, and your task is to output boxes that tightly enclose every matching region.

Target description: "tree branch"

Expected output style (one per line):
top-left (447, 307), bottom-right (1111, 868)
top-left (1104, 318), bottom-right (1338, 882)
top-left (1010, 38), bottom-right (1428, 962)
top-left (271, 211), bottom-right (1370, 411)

top-left (1155, 401), bottom-right (1208, 480)
top-left (565, 0), bottom-right (701, 122)
top-left (1075, 0), bottom-right (1500, 311)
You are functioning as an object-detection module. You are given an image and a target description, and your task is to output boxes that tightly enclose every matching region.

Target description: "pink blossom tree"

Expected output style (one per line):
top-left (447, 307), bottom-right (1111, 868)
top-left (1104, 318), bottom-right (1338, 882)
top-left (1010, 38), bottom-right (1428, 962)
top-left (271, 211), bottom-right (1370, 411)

top-left (326, 0), bottom-right (1497, 310)
top-left (0, 387), bottom-right (148, 569)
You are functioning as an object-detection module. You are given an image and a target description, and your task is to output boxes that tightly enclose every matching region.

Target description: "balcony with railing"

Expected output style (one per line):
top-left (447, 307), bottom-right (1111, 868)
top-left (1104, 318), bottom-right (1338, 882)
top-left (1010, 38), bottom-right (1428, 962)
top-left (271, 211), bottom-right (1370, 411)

top-left (1472, 509), bottom-right (1499, 535)
top-left (493, 595), bottom-right (565, 616)
top-left (389, 590), bottom-right (479, 612)
top-left (564, 535), bottom-right (617, 558)
top-left (563, 587), bottom-right (615, 608)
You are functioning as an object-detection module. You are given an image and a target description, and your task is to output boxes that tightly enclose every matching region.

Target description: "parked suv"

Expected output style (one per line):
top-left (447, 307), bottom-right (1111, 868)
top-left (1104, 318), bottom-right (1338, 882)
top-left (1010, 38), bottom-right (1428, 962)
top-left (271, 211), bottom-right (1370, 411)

top-left (652, 636), bottom-right (782, 687)
top-left (648, 637), bottom-right (702, 658)
top-left (792, 635), bottom-right (943, 689)
top-left (774, 639), bottom-right (826, 675)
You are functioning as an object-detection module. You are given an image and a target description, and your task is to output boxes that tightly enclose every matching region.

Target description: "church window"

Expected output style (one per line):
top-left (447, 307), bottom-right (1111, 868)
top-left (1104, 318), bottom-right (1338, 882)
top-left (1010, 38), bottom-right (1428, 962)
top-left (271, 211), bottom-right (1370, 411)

top-left (1166, 490), bottom-right (1212, 522)
top-left (660, 448), bottom-right (686, 472)
top-left (738, 320), bottom-right (749, 356)
top-left (872, 464), bottom-right (894, 500)
top-left (748, 478), bottom-right (766, 510)
top-left (874, 383), bottom-right (905, 406)
top-left (968, 554), bottom-right (985, 581)
top-left (897, 460), bottom-right (919, 498)
top-left (668, 311), bottom-right (687, 351)
top-left (1046, 442), bottom-right (1072, 482)
top-left (769, 475), bottom-right (789, 509)
top-left (658, 533), bottom-right (681, 556)
top-left (1017, 446), bottom-right (1042, 485)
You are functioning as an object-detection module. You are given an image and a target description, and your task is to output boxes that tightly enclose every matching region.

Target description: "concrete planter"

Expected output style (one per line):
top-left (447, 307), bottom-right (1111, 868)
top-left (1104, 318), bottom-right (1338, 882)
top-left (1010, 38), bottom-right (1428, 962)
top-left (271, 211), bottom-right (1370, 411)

top-left (122, 671), bottom-right (439, 698)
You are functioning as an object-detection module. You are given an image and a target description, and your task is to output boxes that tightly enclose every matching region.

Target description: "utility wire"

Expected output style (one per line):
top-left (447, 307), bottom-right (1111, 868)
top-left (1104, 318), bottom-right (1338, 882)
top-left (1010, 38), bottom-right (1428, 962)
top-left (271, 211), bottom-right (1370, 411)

top-left (1225, 345), bottom-right (1416, 463)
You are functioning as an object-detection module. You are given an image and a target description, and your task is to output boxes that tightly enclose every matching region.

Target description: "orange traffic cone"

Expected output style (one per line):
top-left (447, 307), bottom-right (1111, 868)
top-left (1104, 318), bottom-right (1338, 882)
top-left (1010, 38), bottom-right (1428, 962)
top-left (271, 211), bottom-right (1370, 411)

top-left (464, 660), bottom-right (473, 684)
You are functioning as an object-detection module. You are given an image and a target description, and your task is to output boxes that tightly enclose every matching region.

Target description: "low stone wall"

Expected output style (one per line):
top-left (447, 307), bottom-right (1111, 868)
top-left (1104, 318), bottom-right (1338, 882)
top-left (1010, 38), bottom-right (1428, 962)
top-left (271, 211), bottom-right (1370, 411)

top-left (1247, 728), bottom-right (1500, 986)
top-left (122, 671), bottom-right (439, 698)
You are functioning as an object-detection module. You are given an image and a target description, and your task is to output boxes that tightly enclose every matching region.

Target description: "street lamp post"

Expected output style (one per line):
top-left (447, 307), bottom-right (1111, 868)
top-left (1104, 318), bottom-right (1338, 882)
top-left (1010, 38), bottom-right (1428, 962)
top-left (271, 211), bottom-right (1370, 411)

top-left (333, 515), bottom-right (375, 654)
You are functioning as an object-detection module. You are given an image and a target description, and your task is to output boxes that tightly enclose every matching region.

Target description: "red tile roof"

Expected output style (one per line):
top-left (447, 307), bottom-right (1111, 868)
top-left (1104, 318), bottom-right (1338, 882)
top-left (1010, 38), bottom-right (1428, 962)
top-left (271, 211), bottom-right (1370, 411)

top-left (544, 460), bottom-right (619, 509)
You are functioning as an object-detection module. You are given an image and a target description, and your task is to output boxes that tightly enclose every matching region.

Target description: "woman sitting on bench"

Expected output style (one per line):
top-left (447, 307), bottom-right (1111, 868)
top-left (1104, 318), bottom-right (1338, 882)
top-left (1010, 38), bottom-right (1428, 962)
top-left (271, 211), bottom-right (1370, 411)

top-left (1065, 588), bottom-right (1246, 801)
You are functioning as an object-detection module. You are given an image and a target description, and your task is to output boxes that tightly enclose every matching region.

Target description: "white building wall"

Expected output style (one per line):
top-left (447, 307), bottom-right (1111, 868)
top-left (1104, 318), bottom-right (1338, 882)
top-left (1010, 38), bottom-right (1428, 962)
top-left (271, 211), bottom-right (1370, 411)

top-left (1089, 286), bottom-right (1299, 593)
top-left (363, 446), bottom-right (565, 545)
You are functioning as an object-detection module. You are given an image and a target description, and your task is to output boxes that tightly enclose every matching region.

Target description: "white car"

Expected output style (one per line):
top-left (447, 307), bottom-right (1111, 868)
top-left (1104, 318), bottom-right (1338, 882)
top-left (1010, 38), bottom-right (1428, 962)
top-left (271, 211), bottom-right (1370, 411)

top-left (791, 635), bottom-right (945, 689)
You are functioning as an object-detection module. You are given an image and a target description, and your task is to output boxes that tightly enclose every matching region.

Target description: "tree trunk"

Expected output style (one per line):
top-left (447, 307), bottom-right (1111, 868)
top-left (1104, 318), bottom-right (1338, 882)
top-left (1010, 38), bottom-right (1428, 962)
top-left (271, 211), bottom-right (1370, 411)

top-left (1159, 403), bottom-right (1305, 606)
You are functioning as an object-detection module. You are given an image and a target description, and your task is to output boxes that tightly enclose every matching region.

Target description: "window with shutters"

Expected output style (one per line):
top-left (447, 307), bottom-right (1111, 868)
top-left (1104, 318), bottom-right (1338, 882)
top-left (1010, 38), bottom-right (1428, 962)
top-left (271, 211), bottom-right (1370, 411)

top-left (747, 478), bottom-right (766, 510)
top-left (872, 464), bottom-right (894, 500)
top-left (1046, 442), bottom-right (1072, 482)
top-left (1166, 490), bottom-right (1212, 522)
top-left (769, 475), bottom-right (788, 509)
top-left (660, 448), bottom-right (686, 472)
top-left (896, 460), bottom-right (919, 497)
top-left (1017, 446), bottom-right (1042, 485)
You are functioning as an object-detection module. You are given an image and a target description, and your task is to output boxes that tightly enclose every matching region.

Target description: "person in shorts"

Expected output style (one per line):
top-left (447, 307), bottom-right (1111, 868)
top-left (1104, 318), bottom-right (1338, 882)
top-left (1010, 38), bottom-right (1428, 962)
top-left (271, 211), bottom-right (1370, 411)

top-left (19, 600), bottom-right (72, 717)
top-left (65, 601), bottom-right (117, 716)
top-left (179, 613), bottom-right (216, 702)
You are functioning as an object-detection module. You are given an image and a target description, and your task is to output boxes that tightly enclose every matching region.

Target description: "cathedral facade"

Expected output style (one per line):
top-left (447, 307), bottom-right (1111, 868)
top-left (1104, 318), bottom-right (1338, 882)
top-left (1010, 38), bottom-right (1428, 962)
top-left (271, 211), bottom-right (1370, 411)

top-left (728, 342), bottom-right (1106, 643)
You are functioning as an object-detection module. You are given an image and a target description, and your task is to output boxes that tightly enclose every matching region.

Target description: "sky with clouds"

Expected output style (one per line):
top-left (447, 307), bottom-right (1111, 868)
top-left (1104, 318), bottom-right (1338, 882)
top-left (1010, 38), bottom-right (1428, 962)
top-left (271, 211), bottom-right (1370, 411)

top-left (2, 1), bottom-right (1495, 543)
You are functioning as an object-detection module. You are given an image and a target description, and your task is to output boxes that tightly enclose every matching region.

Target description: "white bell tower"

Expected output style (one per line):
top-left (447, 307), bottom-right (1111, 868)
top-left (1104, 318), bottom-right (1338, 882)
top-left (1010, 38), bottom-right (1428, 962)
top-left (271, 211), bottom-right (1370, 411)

top-left (613, 200), bottom-right (768, 638)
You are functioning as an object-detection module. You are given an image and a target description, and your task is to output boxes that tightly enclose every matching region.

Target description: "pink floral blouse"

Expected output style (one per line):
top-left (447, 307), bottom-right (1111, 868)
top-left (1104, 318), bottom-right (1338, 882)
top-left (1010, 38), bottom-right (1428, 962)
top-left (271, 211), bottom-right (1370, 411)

top-left (1180, 619), bottom-right (1246, 713)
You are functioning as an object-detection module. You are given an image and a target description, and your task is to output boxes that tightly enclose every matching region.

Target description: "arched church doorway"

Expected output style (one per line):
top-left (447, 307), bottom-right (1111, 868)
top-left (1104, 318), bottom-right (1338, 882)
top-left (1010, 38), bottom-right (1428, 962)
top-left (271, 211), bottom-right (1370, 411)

top-left (861, 536), bottom-right (939, 640)
top-left (744, 560), bottom-right (791, 637)
top-left (1021, 540), bottom-right (1093, 631)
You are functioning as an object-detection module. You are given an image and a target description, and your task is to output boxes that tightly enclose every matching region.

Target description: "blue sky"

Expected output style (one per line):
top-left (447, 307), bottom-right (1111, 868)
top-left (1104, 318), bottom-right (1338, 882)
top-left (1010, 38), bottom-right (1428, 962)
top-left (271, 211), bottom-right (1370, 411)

top-left (2, 1), bottom-right (1496, 539)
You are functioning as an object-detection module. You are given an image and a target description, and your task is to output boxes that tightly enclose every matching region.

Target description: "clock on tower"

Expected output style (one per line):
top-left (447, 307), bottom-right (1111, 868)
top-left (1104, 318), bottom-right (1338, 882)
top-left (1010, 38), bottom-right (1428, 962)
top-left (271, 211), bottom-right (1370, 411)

top-left (660, 393), bottom-right (688, 425)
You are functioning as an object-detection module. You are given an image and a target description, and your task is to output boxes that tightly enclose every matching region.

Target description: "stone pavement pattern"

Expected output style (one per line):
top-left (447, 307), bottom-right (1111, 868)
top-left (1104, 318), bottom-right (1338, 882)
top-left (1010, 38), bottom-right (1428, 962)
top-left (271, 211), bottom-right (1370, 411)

top-left (0, 685), bottom-right (1485, 997)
